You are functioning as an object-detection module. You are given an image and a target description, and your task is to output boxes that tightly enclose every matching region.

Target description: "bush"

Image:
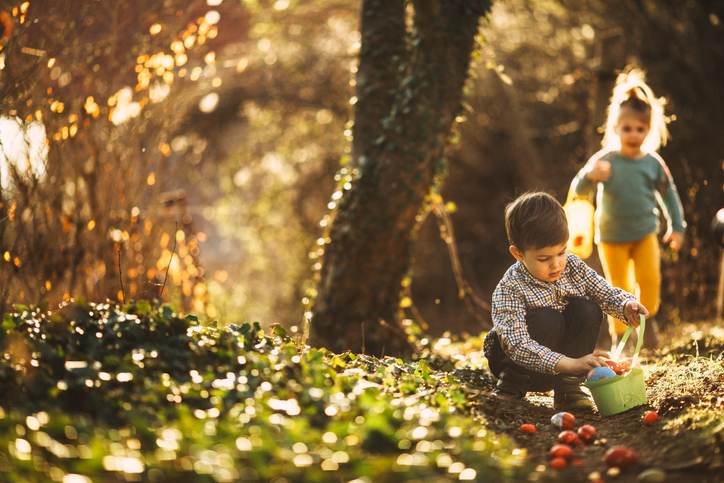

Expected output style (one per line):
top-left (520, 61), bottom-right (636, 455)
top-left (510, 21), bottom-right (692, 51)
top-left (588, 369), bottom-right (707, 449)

top-left (0, 301), bottom-right (527, 482)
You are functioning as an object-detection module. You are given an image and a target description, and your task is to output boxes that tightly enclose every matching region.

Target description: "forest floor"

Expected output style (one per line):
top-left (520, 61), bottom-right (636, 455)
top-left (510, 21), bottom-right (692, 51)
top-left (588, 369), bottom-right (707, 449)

top-left (443, 321), bottom-right (724, 482)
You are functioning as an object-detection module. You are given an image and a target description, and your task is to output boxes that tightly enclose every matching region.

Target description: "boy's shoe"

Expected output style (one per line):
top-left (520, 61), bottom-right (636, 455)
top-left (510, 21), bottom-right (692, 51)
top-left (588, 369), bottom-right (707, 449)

top-left (492, 375), bottom-right (526, 401)
top-left (492, 386), bottom-right (525, 401)
top-left (553, 386), bottom-right (594, 411)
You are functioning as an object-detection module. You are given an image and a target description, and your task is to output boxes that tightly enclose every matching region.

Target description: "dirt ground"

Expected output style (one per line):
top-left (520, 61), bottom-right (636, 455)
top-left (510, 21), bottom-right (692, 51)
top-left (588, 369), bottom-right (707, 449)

top-left (456, 322), bottom-right (724, 482)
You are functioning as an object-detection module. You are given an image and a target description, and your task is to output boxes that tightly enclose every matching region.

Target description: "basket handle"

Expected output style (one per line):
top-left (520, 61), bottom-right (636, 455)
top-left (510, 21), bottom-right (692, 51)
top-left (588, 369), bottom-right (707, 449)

top-left (631, 315), bottom-right (646, 368)
top-left (611, 314), bottom-right (646, 366)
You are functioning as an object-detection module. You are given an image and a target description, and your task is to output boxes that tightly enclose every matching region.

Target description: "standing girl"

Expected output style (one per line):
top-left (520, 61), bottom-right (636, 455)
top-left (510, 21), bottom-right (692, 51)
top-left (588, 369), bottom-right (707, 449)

top-left (571, 68), bottom-right (686, 348)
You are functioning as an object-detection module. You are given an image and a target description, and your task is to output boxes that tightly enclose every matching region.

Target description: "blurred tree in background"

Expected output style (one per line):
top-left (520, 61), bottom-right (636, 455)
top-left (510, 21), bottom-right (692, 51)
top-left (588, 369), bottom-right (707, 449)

top-left (309, 0), bottom-right (491, 356)
top-left (1, 0), bottom-right (721, 340)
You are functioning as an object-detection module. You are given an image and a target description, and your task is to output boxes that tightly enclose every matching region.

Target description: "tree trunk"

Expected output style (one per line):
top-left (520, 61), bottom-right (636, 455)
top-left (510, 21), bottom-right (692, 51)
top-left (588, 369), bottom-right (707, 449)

top-left (310, 0), bottom-right (490, 356)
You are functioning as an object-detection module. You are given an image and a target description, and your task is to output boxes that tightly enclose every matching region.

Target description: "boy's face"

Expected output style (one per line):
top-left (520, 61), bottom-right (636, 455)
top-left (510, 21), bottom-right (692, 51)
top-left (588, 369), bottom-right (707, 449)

top-left (509, 242), bottom-right (568, 283)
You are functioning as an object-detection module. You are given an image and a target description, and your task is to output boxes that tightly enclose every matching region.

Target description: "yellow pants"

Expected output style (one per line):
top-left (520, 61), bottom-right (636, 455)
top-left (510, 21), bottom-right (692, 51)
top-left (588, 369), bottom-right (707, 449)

top-left (598, 233), bottom-right (660, 336)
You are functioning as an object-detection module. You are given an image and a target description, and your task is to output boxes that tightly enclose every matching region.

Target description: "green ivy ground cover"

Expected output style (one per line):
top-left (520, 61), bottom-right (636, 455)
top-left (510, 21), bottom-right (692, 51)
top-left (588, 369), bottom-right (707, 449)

top-left (0, 301), bottom-right (527, 482)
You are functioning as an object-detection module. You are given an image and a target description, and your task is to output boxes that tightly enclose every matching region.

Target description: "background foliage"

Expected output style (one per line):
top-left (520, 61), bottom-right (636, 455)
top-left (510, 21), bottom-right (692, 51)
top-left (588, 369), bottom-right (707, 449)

top-left (1, 0), bottom-right (721, 333)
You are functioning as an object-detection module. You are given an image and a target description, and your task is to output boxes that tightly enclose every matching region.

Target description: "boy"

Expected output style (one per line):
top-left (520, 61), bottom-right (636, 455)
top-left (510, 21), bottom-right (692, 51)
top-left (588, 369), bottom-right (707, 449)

top-left (483, 192), bottom-right (648, 410)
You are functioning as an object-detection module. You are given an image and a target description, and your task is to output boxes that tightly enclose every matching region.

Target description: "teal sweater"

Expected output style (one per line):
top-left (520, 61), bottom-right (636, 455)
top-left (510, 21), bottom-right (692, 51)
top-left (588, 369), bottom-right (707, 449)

top-left (572, 151), bottom-right (686, 243)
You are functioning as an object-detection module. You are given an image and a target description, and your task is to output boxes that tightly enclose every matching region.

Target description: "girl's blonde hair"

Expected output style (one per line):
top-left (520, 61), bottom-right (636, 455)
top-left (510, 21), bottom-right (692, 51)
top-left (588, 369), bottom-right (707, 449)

top-left (601, 68), bottom-right (669, 153)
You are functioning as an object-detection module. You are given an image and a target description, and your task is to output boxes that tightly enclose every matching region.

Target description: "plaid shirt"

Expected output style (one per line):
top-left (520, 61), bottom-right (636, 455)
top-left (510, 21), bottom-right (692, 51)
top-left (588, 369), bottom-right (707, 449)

top-left (491, 254), bottom-right (634, 374)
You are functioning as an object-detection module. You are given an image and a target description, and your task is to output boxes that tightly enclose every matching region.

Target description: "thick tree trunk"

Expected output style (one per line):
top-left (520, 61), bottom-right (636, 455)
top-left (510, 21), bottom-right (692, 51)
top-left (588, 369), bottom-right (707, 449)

top-left (310, 0), bottom-right (490, 356)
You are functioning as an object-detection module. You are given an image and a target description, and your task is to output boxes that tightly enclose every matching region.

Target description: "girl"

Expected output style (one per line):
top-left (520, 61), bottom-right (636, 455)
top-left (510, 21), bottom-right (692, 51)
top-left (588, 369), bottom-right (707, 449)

top-left (571, 68), bottom-right (686, 348)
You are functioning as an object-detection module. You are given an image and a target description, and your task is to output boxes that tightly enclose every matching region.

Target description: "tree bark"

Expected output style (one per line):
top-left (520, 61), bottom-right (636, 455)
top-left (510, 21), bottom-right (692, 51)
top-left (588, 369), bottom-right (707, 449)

top-left (310, 0), bottom-right (490, 356)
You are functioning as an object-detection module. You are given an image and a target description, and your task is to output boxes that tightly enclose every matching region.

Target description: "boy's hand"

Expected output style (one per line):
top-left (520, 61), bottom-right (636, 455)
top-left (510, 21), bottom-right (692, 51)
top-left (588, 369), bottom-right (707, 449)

top-left (556, 355), bottom-right (607, 376)
top-left (586, 159), bottom-right (612, 182)
top-left (623, 300), bottom-right (649, 327)
top-left (592, 348), bottom-right (611, 358)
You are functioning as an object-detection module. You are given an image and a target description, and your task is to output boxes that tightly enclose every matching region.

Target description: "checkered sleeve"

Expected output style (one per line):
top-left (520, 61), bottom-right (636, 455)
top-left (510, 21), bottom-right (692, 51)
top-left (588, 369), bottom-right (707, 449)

top-left (492, 281), bottom-right (564, 374)
top-left (568, 255), bottom-right (634, 322)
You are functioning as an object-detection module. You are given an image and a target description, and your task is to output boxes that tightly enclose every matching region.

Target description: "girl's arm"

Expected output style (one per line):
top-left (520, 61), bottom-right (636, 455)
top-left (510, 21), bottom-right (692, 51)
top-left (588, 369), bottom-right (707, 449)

top-left (571, 149), bottom-right (610, 199)
top-left (651, 153), bottom-right (687, 234)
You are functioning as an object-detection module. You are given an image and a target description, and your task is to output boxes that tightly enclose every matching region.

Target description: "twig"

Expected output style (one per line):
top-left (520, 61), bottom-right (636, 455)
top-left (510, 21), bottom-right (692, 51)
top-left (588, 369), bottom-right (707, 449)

top-left (159, 222), bottom-right (178, 298)
top-left (116, 243), bottom-right (125, 303)
top-left (20, 47), bottom-right (46, 57)
top-left (717, 252), bottom-right (723, 324)
top-left (410, 302), bottom-right (430, 332)
top-left (431, 202), bottom-right (492, 328)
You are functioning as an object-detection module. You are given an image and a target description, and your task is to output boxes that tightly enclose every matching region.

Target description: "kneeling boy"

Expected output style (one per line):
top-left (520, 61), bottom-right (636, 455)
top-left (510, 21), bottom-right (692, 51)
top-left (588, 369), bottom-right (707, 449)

top-left (484, 192), bottom-right (647, 410)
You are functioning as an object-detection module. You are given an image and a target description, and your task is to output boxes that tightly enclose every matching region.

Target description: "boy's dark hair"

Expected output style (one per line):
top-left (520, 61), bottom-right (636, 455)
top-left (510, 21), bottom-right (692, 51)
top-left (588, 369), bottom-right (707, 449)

top-left (505, 192), bottom-right (569, 251)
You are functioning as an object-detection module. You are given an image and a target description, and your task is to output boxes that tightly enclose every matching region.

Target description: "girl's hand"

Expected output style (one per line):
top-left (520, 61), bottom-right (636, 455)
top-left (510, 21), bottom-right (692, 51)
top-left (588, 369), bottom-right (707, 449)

top-left (664, 231), bottom-right (684, 252)
top-left (586, 159), bottom-right (612, 182)
top-left (623, 300), bottom-right (649, 327)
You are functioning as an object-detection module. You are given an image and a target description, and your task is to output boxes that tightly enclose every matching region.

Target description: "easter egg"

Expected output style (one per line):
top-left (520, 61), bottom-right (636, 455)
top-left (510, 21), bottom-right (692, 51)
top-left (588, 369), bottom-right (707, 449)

top-left (604, 446), bottom-right (639, 468)
top-left (617, 359), bottom-right (631, 373)
top-left (550, 444), bottom-right (574, 459)
top-left (550, 411), bottom-right (576, 430)
top-left (637, 467), bottom-right (666, 482)
top-left (606, 358), bottom-right (631, 375)
top-left (642, 410), bottom-right (659, 425)
top-left (558, 430), bottom-right (581, 446)
top-left (587, 366), bottom-right (617, 382)
top-left (520, 423), bottom-right (537, 434)
top-left (577, 424), bottom-right (597, 443)
top-left (550, 457), bottom-right (568, 470)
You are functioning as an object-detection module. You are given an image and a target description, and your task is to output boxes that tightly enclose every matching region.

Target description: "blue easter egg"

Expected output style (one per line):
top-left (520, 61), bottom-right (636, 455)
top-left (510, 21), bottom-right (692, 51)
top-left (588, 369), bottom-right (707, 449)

top-left (587, 366), bottom-right (616, 382)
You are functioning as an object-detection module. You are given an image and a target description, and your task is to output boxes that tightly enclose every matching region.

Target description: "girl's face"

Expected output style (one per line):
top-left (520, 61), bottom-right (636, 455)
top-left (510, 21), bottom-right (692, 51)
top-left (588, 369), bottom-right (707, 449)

top-left (615, 109), bottom-right (650, 152)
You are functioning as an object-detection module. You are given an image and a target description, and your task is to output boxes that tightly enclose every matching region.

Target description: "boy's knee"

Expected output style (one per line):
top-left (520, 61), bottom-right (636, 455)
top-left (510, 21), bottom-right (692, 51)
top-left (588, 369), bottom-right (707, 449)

top-left (526, 308), bottom-right (565, 349)
top-left (483, 332), bottom-right (506, 377)
top-left (566, 297), bottom-right (603, 330)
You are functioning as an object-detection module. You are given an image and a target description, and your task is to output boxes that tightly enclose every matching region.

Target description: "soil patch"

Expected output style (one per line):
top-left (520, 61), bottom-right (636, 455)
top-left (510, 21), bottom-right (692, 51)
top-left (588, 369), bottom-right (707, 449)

top-left (457, 322), bottom-right (723, 482)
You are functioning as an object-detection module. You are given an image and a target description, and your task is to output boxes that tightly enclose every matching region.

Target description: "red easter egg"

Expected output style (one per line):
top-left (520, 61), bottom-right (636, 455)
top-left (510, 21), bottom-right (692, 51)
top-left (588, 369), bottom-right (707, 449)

top-left (605, 359), bottom-right (624, 374)
top-left (550, 444), bottom-right (574, 459)
top-left (550, 457), bottom-right (568, 470)
top-left (520, 423), bottom-right (537, 434)
top-left (558, 430), bottom-right (581, 446)
top-left (577, 424), bottom-right (597, 443)
top-left (604, 447), bottom-right (628, 467)
top-left (551, 411), bottom-right (576, 430)
top-left (643, 410), bottom-right (659, 425)
top-left (562, 412), bottom-right (576, 430)
top-left (604, 446), bottom-right (639, 468)
top-left (624, 448), bottom-right (639, 466)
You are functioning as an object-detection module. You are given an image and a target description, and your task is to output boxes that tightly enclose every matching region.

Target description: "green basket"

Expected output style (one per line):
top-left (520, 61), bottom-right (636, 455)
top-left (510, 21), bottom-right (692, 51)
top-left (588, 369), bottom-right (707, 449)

top-left (585, 316), bottom-right (647, 416)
